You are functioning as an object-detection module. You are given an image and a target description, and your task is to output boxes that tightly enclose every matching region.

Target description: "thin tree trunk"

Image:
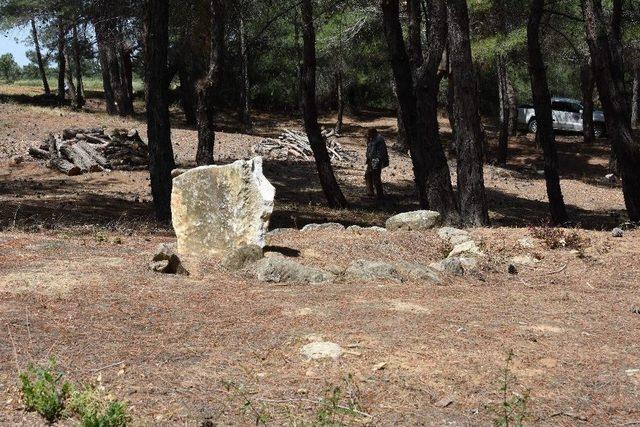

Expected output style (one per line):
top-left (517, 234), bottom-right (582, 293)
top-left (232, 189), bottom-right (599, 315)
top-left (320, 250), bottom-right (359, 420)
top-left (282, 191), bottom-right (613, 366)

top-left (71, 19), bottom-right (85, 108)
top-left (497, 54), bottom-right (510, 165)
top-left (584, 0), bottom-right (640, 221)
top-left (120, 45), bottom-right (134, 112)
top-left (57, 19), bottom-right (66, 102)
top-left (448, 0), bottom-right (489, 226)
top-left (581, 60), bottom-right (595, 144)
top-left (64, 54), bottom-right (77, 102)
top-left (527, 0), bottom-right (568, 225)
top-left (239, 15), bottom-right (252, 129)
top-left (144, 0), bottom-right (175, 222)
top-left (391, 81), bottom-right (408, 152)
top-left (300, 0), bottom-right (347, 209)
top-left (506, 74), bottom-right (518, 136)
top-left (335, 71), bottom-right (344, 134)
top-left (93, 19), bottom-right (117, 114)
top-left (632, 62), bottom-right (640, 128)
top-left (195, 0), bottom-right (223, 166)
top-left (30, 19), bottom-right (50, 96)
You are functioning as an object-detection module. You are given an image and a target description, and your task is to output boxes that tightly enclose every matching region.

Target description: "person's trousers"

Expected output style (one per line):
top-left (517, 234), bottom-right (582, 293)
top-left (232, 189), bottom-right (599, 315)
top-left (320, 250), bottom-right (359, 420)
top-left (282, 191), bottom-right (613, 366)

top-left (365, 165), bottom-right (384, 198)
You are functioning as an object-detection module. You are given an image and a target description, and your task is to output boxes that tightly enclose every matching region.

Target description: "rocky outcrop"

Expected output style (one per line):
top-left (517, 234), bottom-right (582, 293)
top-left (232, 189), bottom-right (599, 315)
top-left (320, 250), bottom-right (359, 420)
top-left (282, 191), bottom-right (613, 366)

top-left (171, 157), bottom-right (275, 256)
top-left (255, 257), bottom-right (335, 284)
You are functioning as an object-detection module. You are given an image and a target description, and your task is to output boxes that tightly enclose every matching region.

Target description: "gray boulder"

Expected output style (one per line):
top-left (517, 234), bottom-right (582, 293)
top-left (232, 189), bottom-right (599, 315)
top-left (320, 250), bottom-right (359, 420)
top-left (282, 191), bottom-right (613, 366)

top-left (396, 262), bottom-right (442, 283)
top-left (345, 260), bottom-right (403, 283)
top-left (430, 257), bottom-right (464, 276)
top-left (612, 227), bottom-right (624, 238)
top-left (302, 222), bottom-right (345, 232)
top-left (150, 243), bottom-right (189, 275)
top-left (222, 245), bottom-right (264, 271)
top-left (255, 257), bottom-right (335, 284)
top-left (385, 210), bottom-right (441, 231)
top-left (437, 227), bottom-right (471, 245)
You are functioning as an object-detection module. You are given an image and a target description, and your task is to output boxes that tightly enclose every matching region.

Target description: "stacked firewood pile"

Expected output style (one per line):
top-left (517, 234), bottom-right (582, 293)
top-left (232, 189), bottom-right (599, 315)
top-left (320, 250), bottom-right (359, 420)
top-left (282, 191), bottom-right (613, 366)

top-left (253, 129), bottom-right (358, 163)
top-left (28, 128), bottom-right (149, 175)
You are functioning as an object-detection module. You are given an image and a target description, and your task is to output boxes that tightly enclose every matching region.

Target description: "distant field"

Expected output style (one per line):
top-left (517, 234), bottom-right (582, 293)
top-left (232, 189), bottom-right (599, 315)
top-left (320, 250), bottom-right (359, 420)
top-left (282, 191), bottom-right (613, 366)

top-left (8, 77), bottom-right (145, 93)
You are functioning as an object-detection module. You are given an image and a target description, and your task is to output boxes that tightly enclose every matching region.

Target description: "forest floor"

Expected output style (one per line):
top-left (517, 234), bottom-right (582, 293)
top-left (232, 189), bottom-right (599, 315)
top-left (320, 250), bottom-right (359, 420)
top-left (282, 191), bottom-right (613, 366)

top-left (0, 87), bottom-right (638, 425)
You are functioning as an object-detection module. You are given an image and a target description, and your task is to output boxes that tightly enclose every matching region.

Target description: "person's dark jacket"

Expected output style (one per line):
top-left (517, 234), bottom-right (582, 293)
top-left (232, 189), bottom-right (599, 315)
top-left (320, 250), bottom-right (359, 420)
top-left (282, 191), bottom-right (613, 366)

top-left (366, 134), bottom-right (389, 171)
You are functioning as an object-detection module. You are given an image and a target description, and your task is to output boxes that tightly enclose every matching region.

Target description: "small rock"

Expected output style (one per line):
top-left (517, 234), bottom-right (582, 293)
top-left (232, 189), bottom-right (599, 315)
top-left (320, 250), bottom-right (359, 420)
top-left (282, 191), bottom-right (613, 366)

top-left (508, 264), bottom-right (518, 275)
top-left (510, 255), bottom-right (538, 266)
top-left (395, 262), bottom-right (441, 283)
top-left (345, 260), bottom-right (403, 283)
top-left (449, 240), bottom-right (483, 258)
top-left (255, 257), bottom-right (335, 284)
top-left (430, 257), bottom-right (464, 276)
top-left (301, 342), bottom-right (343, 360)
top-left (605, 173), bottom-right (617, 183)
top-left (347, 225), bottom-right (387, 233)
top-left (10, 155), bottom-right (23, 166)
top-left (612, 227), bottom-right (624, 238)
top-left (222, 245), bottom-right (264, 271)
top-left (518, 237), bottom-right (536, 248)
top-left (385, 210), bottom-right (441, 231)
top-left (151, 243), bottom-right (188, 275)
top-left (302, 222), bottom-right (345, 231)
top-left (434, 397), bottom-right (454, 408)
top-left (437, 227), bottom-right (471, 245)
top-left (372, 362), bottom-right (387, 371)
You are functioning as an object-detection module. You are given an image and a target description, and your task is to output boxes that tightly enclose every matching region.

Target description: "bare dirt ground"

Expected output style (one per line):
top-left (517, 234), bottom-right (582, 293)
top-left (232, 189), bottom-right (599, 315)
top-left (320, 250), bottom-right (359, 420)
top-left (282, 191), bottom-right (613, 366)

top-left (0, 87), bottom-right (639, 425)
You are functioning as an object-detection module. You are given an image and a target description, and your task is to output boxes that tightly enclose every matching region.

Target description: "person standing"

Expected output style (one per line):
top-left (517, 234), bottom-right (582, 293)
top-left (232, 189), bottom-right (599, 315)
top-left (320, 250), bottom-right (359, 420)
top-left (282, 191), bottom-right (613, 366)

top-left (365, 128), bottom-right (389, 199)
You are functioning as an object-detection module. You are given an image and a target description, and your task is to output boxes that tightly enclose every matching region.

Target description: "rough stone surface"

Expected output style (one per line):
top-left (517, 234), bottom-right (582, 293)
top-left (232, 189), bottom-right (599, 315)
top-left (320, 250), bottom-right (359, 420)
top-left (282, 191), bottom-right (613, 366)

top-left (385, 210), bottom-right (441, 231)
top-left (302, 223), bottom-right (345, 232)
top-left (301, 342), bottom-right (343, 360)
top-left (437, 227), bottom-right (471, 245)
top-left (430, 257), bottom-right (464, 276)
top-left (345, 260), bottom-right (403, 283)
top-left (510, 255), bottom-right (538, 266)
top-left (396, 262), bottom-right (442, 283)
top-left (255, 257), bottom-right (335, 284)
top-left (347, 225), bottom-right (387, 233)
top-left (612, 227), bottom-right (624, 238)
top-left (222, 245), bottom-right (264, 271)
top-left (151, 243), bottom-right (189, 275)
top-left (449, 240), bottom-right (483, 258)
top-left (171, 157), bottom-right (275, 256)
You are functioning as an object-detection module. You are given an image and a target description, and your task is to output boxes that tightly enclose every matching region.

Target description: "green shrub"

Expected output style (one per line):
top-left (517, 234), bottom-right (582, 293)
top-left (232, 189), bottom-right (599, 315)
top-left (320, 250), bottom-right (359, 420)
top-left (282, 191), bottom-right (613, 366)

top-left (19, 358), bottom-right (72, 424)
top-left (67, 385), bottom-right (129, 427)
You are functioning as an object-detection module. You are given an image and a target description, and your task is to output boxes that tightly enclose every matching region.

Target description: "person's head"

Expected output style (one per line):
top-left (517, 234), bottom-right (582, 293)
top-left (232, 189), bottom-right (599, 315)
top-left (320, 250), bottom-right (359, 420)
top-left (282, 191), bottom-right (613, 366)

top-left (366, 128), bottom-right (378, 143)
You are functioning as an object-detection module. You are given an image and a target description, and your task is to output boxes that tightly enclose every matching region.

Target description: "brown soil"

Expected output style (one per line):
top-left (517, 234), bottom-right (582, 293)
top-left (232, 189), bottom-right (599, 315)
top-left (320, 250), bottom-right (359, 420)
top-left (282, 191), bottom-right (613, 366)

top-left (0, 87), bottom-right (638, 426)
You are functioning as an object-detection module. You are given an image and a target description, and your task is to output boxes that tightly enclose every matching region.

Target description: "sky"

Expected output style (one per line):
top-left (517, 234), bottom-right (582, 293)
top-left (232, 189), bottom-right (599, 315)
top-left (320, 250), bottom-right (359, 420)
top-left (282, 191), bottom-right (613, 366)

top-left (0, 27), bottom-right (32, 66)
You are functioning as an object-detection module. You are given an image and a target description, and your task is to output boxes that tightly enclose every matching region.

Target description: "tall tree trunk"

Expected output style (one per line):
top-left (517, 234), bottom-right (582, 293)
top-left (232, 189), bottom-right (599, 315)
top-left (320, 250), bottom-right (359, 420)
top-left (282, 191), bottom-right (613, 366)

top-left (448, 0), bottom-right (489, 226)
top-left (380, 0), bottom-right (459, 222)
top-left (506, 75), bottom-right (518, 136)
top-left (119, 44), bottom-right (135, 113)
top-left (57, 19), bottom-right (66, 103)
top-left (584, 0), bottom-right (640, 221)
top-left (178, 65), bottom-right (197, 126)
top-left (581, 60), bottom-right (595, 145)
top-left (93, 20), bottom-right (117, 114)
top-left (527, 0), bottom-right (568, 225)
top-left (71, 20), bottom-right (85, 108)
top-left (195, 0), bottom-right (224, 166)
top-left (632, 62), bottom-right (640, 128)
top-left (334, 70), bottom-right (345, 134)
top-left (30, 19), bottom-right (50, 96)
top-left (300, 0), bottom-right (347, 209)
top-left (144, 0), bottom-right (175, 222)
top-left (239, 15), bottom-right (252, 129)
top-left (497, 54), bottom-right (510, 165)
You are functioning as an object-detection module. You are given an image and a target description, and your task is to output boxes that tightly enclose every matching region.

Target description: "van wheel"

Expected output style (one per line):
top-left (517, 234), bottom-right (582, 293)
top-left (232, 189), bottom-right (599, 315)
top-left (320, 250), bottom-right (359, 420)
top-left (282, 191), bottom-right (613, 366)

top-left (528, 119), bottom-right (538, 134)
top-left (594, 124), bottom-right (604, 138)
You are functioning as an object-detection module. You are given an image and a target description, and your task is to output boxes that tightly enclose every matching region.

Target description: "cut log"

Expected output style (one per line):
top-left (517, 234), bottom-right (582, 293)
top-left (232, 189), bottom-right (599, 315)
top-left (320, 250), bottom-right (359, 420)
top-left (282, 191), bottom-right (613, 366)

top-left (49, 158), bottom-right (82, 176)
top-left (29, 147), bottom-right (50, 160)
top-left (59, 143), bottom-right (102, 172)
top-left (76, 141), bottom-right (110, 169)
top-left (46, 134), bottom-right (60, 159)
top-left (85, 134), bottom-right (112, 146)
top-left (63, 127), bottom-right (104, 140)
